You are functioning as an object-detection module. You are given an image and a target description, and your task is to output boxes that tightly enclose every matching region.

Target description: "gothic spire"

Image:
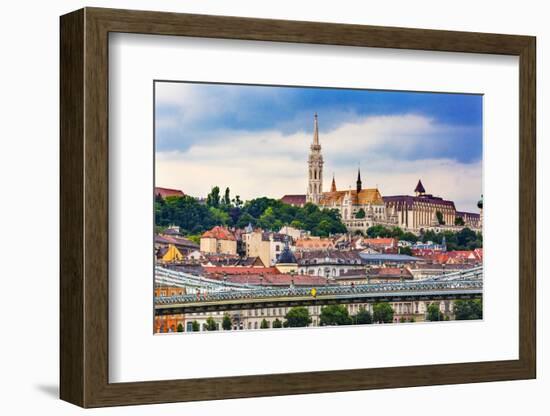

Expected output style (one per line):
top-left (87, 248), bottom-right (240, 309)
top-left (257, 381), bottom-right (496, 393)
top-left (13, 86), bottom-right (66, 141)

top-left (313, 113), bottom-right (319, 145)
top-left (356, 168), bottom-right (362, 193)
top-left (330, 174), bottom-right (337, 192)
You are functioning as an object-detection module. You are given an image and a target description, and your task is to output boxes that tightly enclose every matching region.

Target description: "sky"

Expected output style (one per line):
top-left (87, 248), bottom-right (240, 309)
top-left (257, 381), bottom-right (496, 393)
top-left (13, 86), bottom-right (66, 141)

top-left (155, 82), bottom-right (483, 212)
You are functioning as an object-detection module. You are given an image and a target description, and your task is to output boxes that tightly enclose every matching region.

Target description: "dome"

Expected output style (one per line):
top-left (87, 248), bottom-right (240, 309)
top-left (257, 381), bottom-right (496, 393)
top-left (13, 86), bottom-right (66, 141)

top-left (277, 243), bottom-right (297, 264)
top-left (477, 195), bottom-right (483, 209)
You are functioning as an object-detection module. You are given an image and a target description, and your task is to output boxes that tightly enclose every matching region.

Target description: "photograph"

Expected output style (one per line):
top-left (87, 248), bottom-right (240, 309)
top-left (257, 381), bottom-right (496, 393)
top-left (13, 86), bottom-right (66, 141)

top-left (153, 82), bottom-right (484, 333)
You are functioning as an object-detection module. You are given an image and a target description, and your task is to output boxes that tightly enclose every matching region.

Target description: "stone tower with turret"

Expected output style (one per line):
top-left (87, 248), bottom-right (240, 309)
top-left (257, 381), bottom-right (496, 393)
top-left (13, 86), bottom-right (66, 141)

top-left (306, 113), bottom-right (324, 204)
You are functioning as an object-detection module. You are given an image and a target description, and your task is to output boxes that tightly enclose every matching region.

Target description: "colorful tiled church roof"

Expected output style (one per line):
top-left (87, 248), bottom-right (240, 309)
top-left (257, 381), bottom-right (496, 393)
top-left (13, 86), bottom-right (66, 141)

top-left (319, 188), bottom-right (384, 205)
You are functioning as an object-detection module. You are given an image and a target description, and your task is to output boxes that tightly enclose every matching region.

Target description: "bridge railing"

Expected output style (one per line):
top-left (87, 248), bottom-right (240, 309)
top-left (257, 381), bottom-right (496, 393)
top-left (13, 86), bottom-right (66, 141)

top-left (155, 266), bottom-right (256, 292)
top-left (155, 278), bottom-right (483, 305)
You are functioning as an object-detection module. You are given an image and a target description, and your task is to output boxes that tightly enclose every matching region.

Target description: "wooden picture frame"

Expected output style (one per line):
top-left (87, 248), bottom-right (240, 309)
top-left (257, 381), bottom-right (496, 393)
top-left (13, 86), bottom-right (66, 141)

top-left (60, 7), bottom-right (536, 408)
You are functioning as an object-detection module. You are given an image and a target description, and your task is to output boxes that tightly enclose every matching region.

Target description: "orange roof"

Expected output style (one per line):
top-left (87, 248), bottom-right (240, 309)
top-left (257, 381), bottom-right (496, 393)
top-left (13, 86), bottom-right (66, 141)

top-left (201, 226), bottom-right (236, 241)
top-left (295, 238), bottom-right (334, 249)
top-left (319, 188), bottom-right (383, 205)
top-left (363, 238), bottom-right (397, 246)
top-left (155, 187), bottom-right (184, 198)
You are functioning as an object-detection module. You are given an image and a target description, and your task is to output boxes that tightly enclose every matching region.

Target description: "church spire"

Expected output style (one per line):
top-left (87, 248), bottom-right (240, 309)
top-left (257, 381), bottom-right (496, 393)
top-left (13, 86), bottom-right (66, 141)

top-left (356, 168), bottom-right (362, 194)
top-left (330, 174), bottom-right (337, 192)
top-left (313, 112), bottom-right (319, 145)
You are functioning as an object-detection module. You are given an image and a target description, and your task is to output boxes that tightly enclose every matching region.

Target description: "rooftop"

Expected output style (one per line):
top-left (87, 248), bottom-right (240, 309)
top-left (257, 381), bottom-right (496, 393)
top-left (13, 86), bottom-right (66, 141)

top-left (201, 226), bottom-right (236, 241)
top-left (359, 253), bottom-right (420, 262)
top-left (155, 187), bottom-right (184, 199)
top-left (281, 194), bottom-right (306, 206)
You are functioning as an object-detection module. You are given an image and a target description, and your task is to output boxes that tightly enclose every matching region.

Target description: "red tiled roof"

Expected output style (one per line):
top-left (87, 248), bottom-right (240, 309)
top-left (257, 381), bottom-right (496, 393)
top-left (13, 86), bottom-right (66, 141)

top-left (204, 266), bottom-right (280, 275)
top-left (295, 238), bottom-right (334, 249)
top-left (281, 194), bottom-right (306, 206)
top-left (222, 274), bottom-right (333, 287)
top-left (155, 187), bottom-right (184, 198)
top-left (369, 267), bottom-right (413, 279)
top-left (201, 226), bottom-right (236, 241)
top-left (363, 238), bottom-right (397, 247)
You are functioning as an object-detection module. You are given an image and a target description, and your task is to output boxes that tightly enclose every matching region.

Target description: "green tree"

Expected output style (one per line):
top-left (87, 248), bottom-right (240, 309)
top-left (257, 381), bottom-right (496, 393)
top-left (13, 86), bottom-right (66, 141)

top-left (284, 307), bottom-right (312, 327)
top-left (366, 225), bottom-right (393, 238)
top-left (155, 195), bottom-right (217, 234)
top-left (426, 303), bottom-right (444, 321)
top-left (260, 319), bottom-right (270, 329)
top-left (206, 186), bottom-right (221, 208)
top-left (435, 210), bottom-right (445, 225)
top-left (355, 208), bottom-right (366, 219)
top-left (453, 299), bottom-right (483, 320)
top-left (177, 323), bottom-right (184, 332)
top-left (222, 314), bottom-right (232, 330)
top-left (320, 304), bottom-right (352, 326)
top-left (399, 246), bottom-right (413, 256)
top-left (205, 316), bottom-right (218, 331)
top-left (236, 212), bottom-right (256, 228)
top-left (454, 216), bottom-right (465, 226)
top-left (186, 234), bottom-right (201, 245)
top-left (209, 207), bottom-right (230, 225)
top-left (272, 318), bottom-right (283, 328)
top-left (191, 321), bottom-right (200, 332)
top-left (223, 187), bottom-right (231, 207)
top-left (373, 302), bottom-right (394, 323)
top-left (400, 232), bottom-right (418, 243)
top-left (354, 307), bottom-right (372, 325)
top-left (155, 193), bottom-right (165, 204)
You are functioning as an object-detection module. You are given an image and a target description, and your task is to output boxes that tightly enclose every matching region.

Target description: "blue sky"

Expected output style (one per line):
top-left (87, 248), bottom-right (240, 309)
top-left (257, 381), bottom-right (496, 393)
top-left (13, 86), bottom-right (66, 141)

top-left (155, 82), bottom-right (482, 211)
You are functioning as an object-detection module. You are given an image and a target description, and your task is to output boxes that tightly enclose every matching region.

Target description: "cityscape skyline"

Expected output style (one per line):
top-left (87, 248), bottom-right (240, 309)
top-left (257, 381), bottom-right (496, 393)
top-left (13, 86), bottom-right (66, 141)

top-left (155, 82), bottom-right (482, 211)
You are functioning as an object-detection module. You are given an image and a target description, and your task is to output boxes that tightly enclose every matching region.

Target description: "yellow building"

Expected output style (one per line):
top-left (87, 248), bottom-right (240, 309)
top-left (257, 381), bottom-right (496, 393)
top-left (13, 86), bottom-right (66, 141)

top-left (242, 228), bottom-right (286, 267)
top-left (200, 226), bottom-right (237, 255)
top-left (157, 244), bottom-right (184, 262)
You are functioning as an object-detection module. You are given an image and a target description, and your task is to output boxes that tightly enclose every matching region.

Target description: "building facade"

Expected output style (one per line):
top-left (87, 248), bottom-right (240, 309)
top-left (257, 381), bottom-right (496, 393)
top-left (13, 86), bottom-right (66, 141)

top-left (383, 180), bottom-right (457, 231)
top-left (200, 226), bottom-right (237, 255)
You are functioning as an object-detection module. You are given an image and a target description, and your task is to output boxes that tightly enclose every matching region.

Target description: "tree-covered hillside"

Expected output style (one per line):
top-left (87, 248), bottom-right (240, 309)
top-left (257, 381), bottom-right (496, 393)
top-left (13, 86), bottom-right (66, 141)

top-left (155, 186), bottom-right (346, 237)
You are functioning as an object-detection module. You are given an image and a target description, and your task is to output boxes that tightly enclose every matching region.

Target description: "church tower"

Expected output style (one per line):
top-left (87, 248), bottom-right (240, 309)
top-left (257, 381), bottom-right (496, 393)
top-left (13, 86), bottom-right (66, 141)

top-left (306, 113), bottom-right (324, 204)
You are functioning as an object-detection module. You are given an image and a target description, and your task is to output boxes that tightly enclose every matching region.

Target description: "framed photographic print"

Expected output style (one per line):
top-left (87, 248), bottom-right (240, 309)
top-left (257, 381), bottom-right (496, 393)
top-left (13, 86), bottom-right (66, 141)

top-left (60, 7), bottom-right (536, 408)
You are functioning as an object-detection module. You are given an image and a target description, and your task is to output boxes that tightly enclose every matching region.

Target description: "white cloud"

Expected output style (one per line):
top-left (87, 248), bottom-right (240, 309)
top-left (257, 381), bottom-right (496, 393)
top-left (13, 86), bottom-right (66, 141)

top-left (155, 114), bottom-right (482, 212)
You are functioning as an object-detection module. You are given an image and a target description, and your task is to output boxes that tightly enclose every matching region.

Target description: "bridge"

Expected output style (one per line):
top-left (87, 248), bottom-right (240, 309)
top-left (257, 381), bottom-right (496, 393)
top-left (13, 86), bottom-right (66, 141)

top-left (154, 266), bottom-right (483, 315)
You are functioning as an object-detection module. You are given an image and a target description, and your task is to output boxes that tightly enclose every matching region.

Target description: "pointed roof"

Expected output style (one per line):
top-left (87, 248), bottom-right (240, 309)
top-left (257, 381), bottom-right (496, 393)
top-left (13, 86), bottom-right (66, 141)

top-left (313, 113), bottom-right (319, 145)
top-left (414, 179), bottom-right (426, 194)
top-left (277, 244), bottom-right (297, 264)
top-left (330, 174), bottom-right (337, 192)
